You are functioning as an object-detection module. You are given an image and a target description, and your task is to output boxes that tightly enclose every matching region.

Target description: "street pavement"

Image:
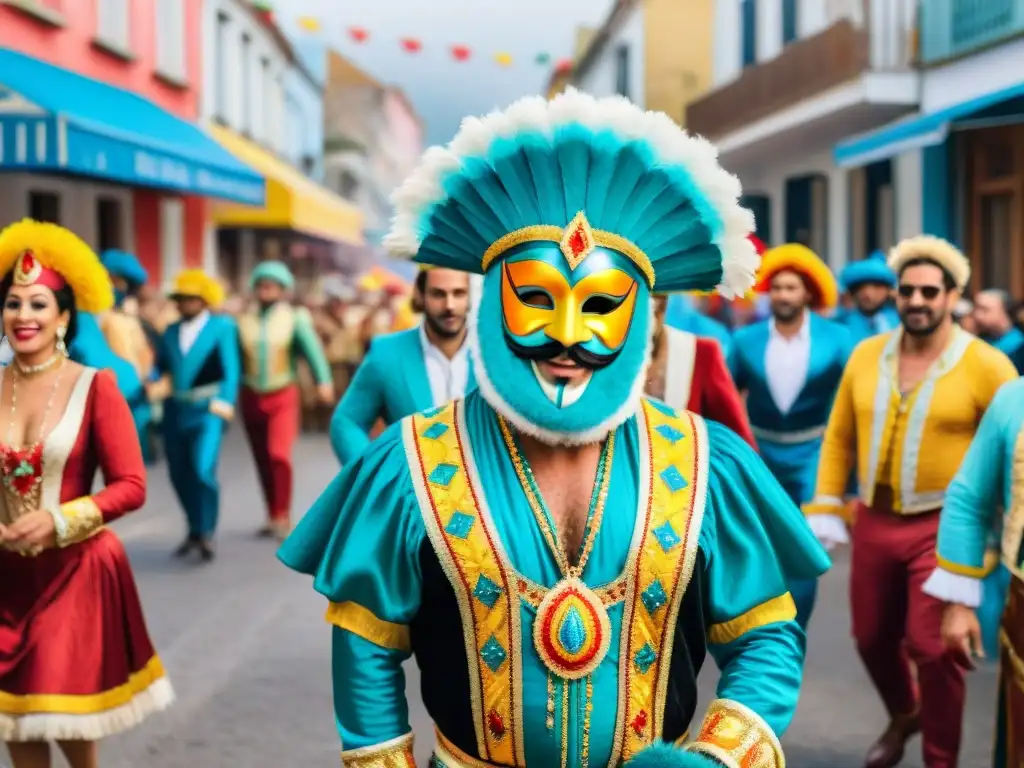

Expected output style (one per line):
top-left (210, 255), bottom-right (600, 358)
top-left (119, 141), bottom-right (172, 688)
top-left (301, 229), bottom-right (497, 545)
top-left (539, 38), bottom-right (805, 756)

top-left (25, 429), bottom-right (999, 767)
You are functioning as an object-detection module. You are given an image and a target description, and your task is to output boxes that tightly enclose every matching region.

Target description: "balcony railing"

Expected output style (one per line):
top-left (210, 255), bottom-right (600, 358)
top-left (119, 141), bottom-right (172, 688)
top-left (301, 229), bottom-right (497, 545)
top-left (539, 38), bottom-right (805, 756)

top-left (920, 0), bottom-right (1024, 64)
top-left (687, 20), bottom-right (870, 139)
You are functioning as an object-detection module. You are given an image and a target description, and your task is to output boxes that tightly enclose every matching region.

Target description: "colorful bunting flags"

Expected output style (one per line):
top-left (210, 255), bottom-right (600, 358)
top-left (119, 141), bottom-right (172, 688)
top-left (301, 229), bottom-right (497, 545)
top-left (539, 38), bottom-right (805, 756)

top-left (293, 16), bottom-right (560, 69)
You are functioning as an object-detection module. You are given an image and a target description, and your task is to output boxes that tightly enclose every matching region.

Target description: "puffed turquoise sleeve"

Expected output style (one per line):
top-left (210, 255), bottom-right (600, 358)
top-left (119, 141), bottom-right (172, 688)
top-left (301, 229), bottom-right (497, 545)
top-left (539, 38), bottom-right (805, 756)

top-left (685, 421), bottom-right (829, 768)
top-left (923, 381), bottom-right (1023, 608)
top-left (329, 346), bottom-right (385, 465)
top-left (278, 423), bottom-right (424, 766)
top-left (70, 312), bottom-right (144, 405)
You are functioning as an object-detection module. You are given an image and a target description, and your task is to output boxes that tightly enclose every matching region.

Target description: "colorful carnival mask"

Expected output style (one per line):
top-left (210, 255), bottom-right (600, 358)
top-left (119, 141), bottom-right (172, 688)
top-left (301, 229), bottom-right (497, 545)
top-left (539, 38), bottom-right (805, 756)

top-left (384, 90), bottom-right (759, 444)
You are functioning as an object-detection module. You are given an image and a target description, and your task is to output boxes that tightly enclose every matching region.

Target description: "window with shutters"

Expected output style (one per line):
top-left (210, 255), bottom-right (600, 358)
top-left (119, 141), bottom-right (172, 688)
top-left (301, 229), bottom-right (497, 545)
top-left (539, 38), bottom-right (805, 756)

top-left (95, 0), bottom-right (131, 52)
top-left (741, 0), bottom-right (757, 67)
top-left (155, 0), bottom-right (186, 82)
top-left (782, 0), bottom-right (798, 45)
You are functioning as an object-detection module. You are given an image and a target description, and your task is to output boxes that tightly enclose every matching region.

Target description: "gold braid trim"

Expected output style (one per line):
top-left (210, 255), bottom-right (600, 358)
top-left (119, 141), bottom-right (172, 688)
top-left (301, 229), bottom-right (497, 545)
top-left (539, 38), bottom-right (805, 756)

top-left (341, 733), bottom-right (415, 767)
top-left (55, 496), bottom-right (105, 547)
top-left (707, 593), bottom-right (798, 646)
top-left (686, 698), bottom-right (785, 768)
top-left (326, 602), bottom-right (411, 653)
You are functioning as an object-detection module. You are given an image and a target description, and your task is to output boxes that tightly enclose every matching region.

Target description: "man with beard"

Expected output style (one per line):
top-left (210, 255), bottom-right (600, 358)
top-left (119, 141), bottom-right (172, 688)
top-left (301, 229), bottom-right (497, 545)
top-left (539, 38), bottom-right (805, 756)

top-left (837, 249), bottom-right (900, 344)
top-left (237, 260), bottom-right (334, 540)
top-left (730, 243), bottom-right (853, 630)
top-left (278, 90), bottom-right (829, 768)
top-left (973, 288), bottom-right (1024, 372)
top-left (646, 293), bottom-right (756, 447)
top-left (329, 265), bottom-right (476, 465)
top-left (805, 236), bottom-right (1018, 768)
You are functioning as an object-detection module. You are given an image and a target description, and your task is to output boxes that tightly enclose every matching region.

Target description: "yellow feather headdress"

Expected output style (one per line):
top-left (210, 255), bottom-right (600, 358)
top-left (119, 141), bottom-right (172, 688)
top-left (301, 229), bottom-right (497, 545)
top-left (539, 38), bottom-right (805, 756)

top-left (0, 219), bottom-right (114, 313)
top-left (170, 269), bottom-right (225, 309)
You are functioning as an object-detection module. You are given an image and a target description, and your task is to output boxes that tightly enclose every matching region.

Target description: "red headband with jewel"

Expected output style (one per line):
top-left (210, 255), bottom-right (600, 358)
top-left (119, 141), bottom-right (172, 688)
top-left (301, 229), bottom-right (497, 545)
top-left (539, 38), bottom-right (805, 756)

top-left (13, 250), bottom-right (66, 293)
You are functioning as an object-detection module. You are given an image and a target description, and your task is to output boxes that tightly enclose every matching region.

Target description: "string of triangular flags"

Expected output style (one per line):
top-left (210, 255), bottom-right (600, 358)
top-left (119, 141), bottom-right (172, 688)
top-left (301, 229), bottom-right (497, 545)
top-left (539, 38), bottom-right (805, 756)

top-left (291, 14), bottom-right (572, 70)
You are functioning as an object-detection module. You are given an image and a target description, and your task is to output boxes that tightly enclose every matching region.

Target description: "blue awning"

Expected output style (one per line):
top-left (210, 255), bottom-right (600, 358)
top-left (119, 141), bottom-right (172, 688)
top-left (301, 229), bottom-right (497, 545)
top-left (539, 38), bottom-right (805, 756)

top-left (835, 82), bottom-right (1024, 168)
top-left (0, 48), bottom-right (265, 205)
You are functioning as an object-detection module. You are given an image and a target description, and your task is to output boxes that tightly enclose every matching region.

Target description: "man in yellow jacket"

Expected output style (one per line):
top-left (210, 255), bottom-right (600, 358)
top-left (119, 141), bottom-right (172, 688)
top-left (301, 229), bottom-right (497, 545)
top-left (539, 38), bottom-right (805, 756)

top-left (804, 236), bottom-right (1018, 768)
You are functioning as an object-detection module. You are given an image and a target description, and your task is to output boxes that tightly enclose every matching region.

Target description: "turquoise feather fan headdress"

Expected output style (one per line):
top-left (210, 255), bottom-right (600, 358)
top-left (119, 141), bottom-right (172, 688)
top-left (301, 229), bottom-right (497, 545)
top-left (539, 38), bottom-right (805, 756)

top-left (383, 89), bottom-right (759, 298)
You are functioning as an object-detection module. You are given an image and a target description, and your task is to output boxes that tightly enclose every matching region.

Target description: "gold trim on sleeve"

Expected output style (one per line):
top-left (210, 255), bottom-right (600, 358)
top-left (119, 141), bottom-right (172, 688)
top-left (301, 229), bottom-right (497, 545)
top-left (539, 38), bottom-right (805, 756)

top-left (935, 555), bottom-right (990, 580)
top-left (707, 593), bottom-right (798, 646)
top-left (341, 732), bottom-right (416, 767)
top-left (325, 601), bottom-right (411, 653)
top-left (55, 496), bottom-right (105, 547)
top-left (687, 698), bottom-right (785, 768)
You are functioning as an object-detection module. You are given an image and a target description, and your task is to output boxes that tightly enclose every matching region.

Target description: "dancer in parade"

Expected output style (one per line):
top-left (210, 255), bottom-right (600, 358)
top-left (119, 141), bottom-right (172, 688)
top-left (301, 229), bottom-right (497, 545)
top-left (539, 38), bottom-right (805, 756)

top-left (646, 294), bottom-right (755, 446)
top-left (329, 265), bottom-right (475, 465)
top-left (836, 249), bottom-right (899, 345)
top-left (150, 270), bottom-right (240, 562)
top-left (280, 90), bottom-right (829, 768)
top-left (923, 375), bottom-right (1024, 767)
top-left (805, 236), bottom-right (1018, 768)
top-left (729, 243), bottom-right (852, 630)
top-left (99, 250), bottom-right (157, 462)
top-left (238, 261), bottom-right (333, 539)
top-left (0, 220), bottom-right (173, 766)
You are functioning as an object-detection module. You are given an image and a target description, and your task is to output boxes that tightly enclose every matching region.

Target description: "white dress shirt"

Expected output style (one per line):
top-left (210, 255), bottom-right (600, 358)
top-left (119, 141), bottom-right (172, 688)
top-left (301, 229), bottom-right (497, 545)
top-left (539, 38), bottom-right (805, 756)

top-left (420, 324), bottom-right (470, 407)
top-left (178, 309), bottom-right (210, 355)
top-left (764, 311), bottom-right (811, 415)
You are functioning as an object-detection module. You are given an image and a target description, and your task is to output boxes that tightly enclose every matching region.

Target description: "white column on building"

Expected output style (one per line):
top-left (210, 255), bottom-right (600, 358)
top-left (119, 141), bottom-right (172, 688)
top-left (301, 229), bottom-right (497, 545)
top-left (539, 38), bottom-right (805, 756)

top-left (757, 0), bottom-right (783, 64)
top-left (160, 197), bottom-right (185, 290)
top-left (895, 150), bottom-right (923, 239)
top-left (827, 164), bottom-right (849, 269)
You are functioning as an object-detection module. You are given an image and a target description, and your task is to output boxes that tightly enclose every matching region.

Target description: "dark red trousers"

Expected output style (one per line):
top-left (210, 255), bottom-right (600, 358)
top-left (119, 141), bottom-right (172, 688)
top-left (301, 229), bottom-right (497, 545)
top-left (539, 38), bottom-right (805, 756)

top-left (850, 503), bottom-right (965, 768)
top-left (241, 384), bottom-right (300, 523)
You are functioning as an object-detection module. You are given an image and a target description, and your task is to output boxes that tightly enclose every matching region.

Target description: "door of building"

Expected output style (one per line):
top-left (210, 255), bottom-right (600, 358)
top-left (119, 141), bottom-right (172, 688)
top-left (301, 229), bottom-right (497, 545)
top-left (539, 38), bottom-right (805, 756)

top-left (966, 125), bottom-right (1024, 297)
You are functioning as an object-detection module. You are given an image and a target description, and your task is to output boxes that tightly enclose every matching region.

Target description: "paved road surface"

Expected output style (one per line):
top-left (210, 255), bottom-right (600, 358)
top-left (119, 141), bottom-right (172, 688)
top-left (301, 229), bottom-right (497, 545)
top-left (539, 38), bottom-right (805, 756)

top-left (15, 430), bottom-right (999, 767)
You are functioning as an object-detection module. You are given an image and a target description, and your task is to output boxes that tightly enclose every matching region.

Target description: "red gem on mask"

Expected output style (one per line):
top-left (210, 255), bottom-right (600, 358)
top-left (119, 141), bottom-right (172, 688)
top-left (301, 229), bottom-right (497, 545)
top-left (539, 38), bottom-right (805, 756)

top-left (21, 252), bottom-right (35, 271)
top-left (568, 227), bottom-right (587, 258)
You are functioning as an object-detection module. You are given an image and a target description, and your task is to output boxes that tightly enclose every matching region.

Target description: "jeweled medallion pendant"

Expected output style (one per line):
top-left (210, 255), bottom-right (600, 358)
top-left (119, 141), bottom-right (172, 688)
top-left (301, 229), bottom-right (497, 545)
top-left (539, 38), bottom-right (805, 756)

top-left (533, 576), bottom-right (611, 680)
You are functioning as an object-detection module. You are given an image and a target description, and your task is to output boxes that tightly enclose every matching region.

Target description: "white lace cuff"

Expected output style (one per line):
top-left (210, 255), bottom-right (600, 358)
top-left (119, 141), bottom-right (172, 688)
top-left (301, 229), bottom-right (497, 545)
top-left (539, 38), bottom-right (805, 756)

top-left (808, 514), bottom-right (849, 550)
top-left (922, 568), bottom-right (982, 608)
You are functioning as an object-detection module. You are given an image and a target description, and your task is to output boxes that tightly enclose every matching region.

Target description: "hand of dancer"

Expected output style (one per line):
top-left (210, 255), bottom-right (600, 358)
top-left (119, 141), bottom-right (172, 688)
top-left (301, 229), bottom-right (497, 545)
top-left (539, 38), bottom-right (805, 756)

top-left (941, 603), bottom-right (984, 663)
top-left (1, 509), bottom-right (56, 552)
top-left (317, 382), bottom-right (335, 405)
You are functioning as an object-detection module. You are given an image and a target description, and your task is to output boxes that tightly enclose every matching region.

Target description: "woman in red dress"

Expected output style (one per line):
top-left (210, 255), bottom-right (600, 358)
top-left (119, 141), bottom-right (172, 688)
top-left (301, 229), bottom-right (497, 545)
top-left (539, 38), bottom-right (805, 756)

top-left (0, 220), bottom-right (173, 768)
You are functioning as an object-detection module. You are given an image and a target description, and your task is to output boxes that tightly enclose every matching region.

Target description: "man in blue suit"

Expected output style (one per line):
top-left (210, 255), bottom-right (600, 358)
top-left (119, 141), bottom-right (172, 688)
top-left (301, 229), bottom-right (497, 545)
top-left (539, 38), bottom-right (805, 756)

top-left (330, 266), bottom-right (476, 464)
top-left (148, 269), bottom-right (241, 562)
top-left (836, 249), bottom-right (900, 344)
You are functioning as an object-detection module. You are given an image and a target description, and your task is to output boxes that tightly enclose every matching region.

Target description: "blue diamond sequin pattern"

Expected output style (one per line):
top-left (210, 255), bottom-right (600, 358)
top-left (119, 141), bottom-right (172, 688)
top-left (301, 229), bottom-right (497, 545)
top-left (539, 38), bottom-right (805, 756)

top-left (481, 635), bottom-right (508, 672)
top-left (634, 642), bottom-right (658, 674)
top-left (655, 424), bottom-right (684, 443)
top-left (429, 462), bottom-right (459, 487)
top-left (473, 574), bottom-right (502, 608)
top-left (422, 422), bottom-right (449, 440)
top-left (445, 511), bottom-right (475, 539)
top-left (648, 400), bottom-right (677, 417)
top-left (652, 522), bottom-right (682, 552)
top-left (641, 580), bottom-right (668, 615)
top-left (660, 465), bottom-right (688, 492)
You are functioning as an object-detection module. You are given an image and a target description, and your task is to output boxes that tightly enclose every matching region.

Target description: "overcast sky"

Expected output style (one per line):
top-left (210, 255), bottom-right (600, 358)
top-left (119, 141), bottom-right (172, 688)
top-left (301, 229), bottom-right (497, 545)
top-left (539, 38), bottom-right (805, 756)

top-left (278, 0), bottom-right (615, 146)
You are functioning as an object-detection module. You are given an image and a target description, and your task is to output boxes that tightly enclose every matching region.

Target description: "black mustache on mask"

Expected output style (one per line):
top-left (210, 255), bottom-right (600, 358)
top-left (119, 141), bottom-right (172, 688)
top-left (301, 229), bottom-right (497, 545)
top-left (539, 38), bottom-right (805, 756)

top-left (503, 332), bottom-right (619, 370)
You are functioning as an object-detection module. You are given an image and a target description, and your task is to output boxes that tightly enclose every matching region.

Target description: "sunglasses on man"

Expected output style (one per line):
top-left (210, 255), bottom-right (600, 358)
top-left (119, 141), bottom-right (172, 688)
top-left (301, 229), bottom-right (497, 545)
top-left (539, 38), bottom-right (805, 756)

top-left (897, 284), bottom-right (943, 300)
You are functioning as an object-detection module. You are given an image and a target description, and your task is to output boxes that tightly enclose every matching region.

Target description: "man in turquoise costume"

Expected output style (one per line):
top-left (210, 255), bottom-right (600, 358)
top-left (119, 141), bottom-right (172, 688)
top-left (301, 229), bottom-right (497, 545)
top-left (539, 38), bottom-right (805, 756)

top-left (149, 269), bottom-right (241, 562)
top-left (100, 248), bottom-right (158, 462)
top-left (923, 376), bottom-right (1024, 766)
top-left (836, 249), bottom-right (899, 345)
top-left (279, 90), bottom-right (829, 768)
top-left (729, 243), bottom-right (852, 631)
top-left (329, 264), bottom-right (476, 465)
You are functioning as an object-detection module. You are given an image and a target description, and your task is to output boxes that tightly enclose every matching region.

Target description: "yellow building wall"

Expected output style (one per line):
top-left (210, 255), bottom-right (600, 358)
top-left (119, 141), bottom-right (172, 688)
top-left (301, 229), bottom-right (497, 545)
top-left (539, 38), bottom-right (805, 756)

top-left (642, 0), bottom-right (715, 126)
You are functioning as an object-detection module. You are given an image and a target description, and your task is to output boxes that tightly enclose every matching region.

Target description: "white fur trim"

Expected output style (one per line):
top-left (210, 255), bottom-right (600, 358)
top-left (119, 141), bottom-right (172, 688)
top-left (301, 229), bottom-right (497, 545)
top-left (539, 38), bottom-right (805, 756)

top-left (0, 676), bottom-right (174, 742)
top-left (922, 568), bottom-right (982, 608)
top-left (468, 300), bottom-right (655, 447)
top-left (888, 235), bottom-right (971, 291)
top-left (384, 88), bottom-right (759, 298)
top-left (807, 514), bottom-right (850, 551)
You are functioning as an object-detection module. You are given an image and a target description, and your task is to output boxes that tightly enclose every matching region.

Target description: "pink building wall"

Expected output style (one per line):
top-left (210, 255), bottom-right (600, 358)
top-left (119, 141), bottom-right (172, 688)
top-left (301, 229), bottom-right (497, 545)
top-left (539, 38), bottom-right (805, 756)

top-left (382, 89), bottom-right (424, 173)
top-left (0, 0), bottom-right (207, 282)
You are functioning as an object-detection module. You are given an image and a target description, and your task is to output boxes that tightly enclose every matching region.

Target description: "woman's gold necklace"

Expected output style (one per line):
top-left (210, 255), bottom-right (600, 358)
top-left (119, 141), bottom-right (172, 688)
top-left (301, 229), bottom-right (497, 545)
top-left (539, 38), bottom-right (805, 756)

top-left (13, 352), bottom-right (60, 376)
